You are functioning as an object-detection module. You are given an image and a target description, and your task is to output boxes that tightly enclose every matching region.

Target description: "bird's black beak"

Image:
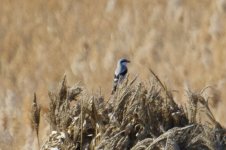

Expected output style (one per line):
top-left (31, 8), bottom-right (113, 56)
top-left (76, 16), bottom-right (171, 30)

top-left (127, 60), bottom-right (131, 63)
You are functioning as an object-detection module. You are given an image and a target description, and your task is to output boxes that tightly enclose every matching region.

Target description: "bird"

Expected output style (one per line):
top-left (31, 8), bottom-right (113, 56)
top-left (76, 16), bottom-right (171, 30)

top-left (111, 58), bottom-right (130, 94)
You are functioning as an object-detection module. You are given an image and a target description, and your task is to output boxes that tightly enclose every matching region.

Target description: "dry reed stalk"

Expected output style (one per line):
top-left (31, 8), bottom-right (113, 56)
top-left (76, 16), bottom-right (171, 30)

top-left (80, 97), bottom-right (83, 150)
top-left (31, 93), bottom-right (41, 149)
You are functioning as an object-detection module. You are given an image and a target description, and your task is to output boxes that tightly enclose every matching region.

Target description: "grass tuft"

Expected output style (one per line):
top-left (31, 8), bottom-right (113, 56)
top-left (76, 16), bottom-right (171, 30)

top-left (40, 74), bottom-right (226, 150)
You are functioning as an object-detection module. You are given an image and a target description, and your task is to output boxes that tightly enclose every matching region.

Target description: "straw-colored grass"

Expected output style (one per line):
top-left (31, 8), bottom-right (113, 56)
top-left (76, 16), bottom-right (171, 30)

top-left (41, 75), bottom-right (226, 149)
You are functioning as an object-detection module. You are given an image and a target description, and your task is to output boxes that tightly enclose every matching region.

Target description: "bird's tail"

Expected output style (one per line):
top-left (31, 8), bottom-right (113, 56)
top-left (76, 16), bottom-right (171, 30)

top-left (111, 82), bottom-right (117, 94)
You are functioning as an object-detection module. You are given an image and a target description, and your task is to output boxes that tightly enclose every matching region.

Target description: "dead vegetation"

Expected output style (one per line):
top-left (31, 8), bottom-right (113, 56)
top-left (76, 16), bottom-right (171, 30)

top-left (31, 93), bottom-right (41, 149)
top-left (39, 74), bottom-right (226, 150)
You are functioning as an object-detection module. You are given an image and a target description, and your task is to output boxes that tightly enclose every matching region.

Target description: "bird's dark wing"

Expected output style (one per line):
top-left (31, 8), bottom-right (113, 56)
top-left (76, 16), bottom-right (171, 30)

top-left (119, 67), bottom-right (127, 77)
top-left (112, 65), bottom-right (128, 94)
top-left (114, 67), bottom-right (127, 82)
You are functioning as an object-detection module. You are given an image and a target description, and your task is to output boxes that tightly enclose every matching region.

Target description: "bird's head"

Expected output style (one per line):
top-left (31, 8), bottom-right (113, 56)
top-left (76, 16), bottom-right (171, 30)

top-left (118, 58), bottom-right (130, 66)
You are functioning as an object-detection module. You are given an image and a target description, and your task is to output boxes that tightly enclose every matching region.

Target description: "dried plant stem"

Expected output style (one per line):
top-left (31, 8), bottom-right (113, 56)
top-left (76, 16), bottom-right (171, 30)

top-left (80, 98), bottom-right (83, 150)
top-left (31, 93), bottom-right (41, 149)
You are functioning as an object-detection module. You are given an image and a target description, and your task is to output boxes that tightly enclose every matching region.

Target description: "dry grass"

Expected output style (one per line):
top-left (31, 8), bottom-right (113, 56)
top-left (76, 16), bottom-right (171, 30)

top-left (1, 0), bottom-right (226, 149)
top-left (41, 75), bottom-right (226, 150)
top-left (31, 93), bottom-right (41, 149)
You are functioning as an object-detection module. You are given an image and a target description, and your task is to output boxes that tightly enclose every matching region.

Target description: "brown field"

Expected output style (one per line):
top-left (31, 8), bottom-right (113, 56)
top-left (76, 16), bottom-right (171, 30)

top-left (1, 0), bottom-right (226, 149)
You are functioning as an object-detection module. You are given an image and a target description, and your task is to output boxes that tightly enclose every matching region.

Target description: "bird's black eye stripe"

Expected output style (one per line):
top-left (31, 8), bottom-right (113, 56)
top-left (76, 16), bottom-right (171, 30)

top-left (121, 60), bottom-right (127, 63)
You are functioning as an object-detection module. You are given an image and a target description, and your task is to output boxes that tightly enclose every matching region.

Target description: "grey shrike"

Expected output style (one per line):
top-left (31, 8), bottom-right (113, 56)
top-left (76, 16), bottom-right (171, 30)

top-left (111, 58), bottom-right (130, 94)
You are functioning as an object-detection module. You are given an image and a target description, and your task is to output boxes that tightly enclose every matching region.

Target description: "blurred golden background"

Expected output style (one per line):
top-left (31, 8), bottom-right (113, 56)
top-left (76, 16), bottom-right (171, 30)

top-left (1, 0), bottom-right (226, 149)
